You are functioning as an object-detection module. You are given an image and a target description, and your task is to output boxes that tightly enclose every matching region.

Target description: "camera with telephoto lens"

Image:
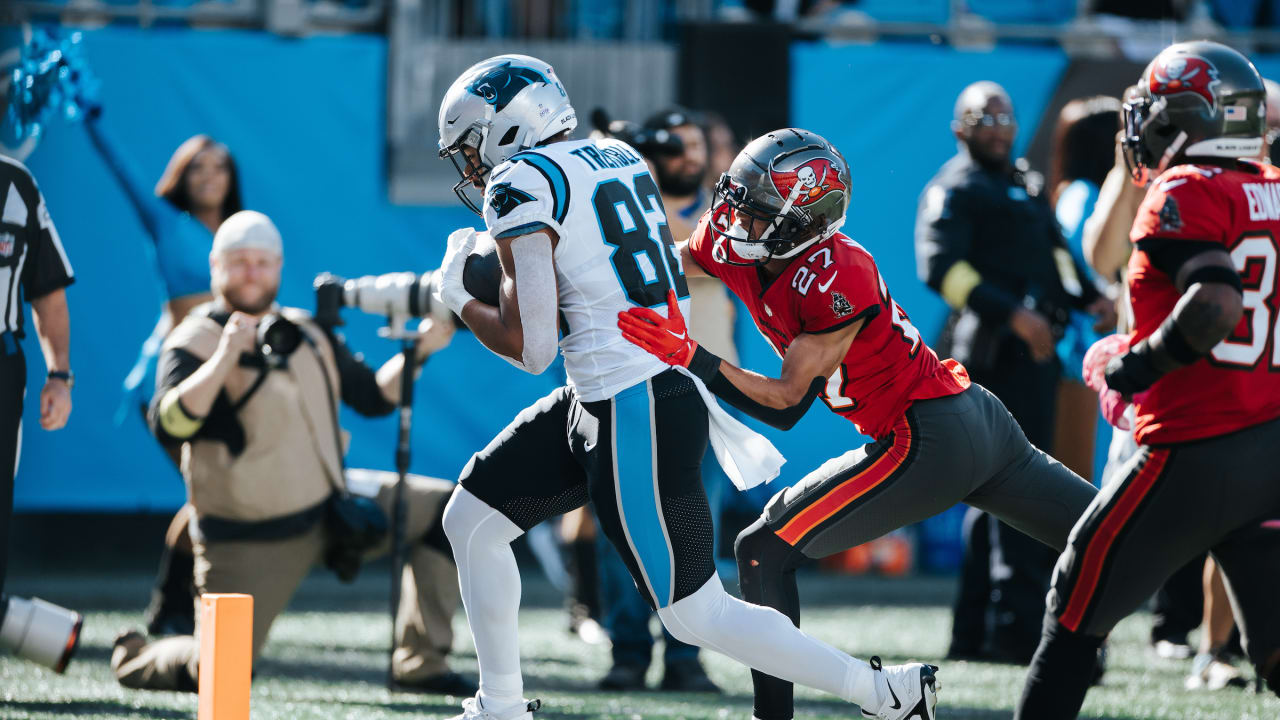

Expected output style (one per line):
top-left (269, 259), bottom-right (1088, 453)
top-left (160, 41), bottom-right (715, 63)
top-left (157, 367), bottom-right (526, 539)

top-left (313, 271), bottom-right (452, 328)
top-left (0, 595), bottom-right (83, 673)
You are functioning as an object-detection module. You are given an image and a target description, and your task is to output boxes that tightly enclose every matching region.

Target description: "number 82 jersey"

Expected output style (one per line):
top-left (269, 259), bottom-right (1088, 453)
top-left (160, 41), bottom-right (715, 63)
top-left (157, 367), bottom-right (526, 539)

top-left (1127, 161), bottom-right (1280, 445)
top-left (483, 137), bottom-right (690, 401)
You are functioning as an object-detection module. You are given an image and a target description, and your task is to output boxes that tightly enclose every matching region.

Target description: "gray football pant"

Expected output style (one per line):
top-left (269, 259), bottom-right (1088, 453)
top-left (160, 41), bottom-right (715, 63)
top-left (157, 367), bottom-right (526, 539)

top-left (1047, 415), bottom-right (1280, 671)
top-left (761, 383), bottom-right (1095, 557)
top-left (738, 383), bottom-right (1098, 720)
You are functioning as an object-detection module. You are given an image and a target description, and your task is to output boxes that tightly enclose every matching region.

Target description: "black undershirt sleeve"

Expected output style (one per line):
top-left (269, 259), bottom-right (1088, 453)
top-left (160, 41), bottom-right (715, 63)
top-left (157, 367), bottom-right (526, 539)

top-left (687, 346), bottom-right (824, 431)
top-left (1136, 238), bottom-right (1226, 278)
top-left (320, 327), bottom-right (396, 418)
top-left (148, 347), bottom-right (246, 453)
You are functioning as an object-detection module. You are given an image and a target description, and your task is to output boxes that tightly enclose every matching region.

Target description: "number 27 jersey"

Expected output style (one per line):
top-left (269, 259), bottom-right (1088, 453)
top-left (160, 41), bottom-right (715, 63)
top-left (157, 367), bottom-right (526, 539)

top-left (1127, 161), bottom-right (1280, 445)
top-left (483, 137), bottom-right (690, 402)
top-left (688, 211), bottom-right (970, 440)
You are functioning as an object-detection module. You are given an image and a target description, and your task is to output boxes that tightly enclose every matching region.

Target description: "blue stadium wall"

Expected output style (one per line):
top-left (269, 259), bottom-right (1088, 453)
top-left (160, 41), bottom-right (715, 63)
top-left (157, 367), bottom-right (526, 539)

top-left (23, 29), bottom-right (1280, 547)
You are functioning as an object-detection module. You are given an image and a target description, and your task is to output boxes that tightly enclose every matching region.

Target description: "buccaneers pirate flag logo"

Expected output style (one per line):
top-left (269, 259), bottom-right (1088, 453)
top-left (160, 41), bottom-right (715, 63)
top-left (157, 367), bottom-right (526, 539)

top-left (1150, 55), bottom-right (1221, 109)
top-left (769, 158), bottom-right (847, 208)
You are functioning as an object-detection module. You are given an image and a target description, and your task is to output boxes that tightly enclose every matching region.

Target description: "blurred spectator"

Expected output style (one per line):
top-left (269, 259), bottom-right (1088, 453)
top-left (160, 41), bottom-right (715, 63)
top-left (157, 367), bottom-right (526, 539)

top-left (915, 81), bottom-right (1114, 663)
top-left (85, 117), bottom-right (242, 638)
top-left (1048, 96), bottom-right (1121, 485)
top-left (111, 211), bottom-right (470, 695)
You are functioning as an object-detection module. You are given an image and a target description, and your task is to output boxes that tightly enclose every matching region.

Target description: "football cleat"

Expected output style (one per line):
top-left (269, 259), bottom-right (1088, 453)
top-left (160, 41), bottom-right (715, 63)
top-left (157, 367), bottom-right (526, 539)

top-left (1185, 653), bottom-right (1246, 691)
top-left (860, 656), bottom-right (940, 720)
top-left (447, 695), bottom-right (541, 720)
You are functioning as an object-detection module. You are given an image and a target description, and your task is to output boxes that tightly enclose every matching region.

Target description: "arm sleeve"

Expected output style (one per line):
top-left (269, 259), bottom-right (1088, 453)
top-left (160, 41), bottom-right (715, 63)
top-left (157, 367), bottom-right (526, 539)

top-left (799, 250), bottom-right (883, 334)
top-left (915, 182), bottom-right (1021, 323)
top-left (20, 182), bottom-right (75, 300)
top-left (686, 347), bottom-right (824, 432)
top-left (87, 117), bottom-right (212, 300)
top-left (321, 327), bottom-right (396, 417)
top-left (483, 152), bottom-right (569, 241)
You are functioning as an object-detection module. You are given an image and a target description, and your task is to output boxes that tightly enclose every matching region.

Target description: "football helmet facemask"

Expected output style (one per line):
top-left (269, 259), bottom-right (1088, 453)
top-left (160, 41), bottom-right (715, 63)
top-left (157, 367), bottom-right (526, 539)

top-left (710, 128), bottom-right (851, 266)
top-left (438, 54), bottom-right (577, 214)
top-left (1123, 40), bottom-right (1265, 185)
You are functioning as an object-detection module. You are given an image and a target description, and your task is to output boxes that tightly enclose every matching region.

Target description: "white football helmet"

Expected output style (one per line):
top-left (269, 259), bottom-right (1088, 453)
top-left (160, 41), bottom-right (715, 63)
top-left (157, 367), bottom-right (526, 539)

top-left (438, 54), bottom-right (577, 214)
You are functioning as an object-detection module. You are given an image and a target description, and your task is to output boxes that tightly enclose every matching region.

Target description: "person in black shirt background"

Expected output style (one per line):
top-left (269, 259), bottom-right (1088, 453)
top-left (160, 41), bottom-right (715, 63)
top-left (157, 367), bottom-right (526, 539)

top-left (915, 81), bottom-right (1116, 664)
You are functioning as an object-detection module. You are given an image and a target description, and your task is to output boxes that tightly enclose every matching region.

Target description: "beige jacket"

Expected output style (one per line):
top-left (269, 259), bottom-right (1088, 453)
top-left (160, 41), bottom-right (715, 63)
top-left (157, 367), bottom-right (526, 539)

top-left (163, 308), bottom-right (346, 523)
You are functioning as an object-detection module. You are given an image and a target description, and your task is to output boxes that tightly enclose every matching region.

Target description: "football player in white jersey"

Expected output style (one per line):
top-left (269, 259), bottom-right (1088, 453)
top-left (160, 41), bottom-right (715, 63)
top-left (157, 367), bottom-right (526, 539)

top-left (432, 55), bottom-right (938, 720)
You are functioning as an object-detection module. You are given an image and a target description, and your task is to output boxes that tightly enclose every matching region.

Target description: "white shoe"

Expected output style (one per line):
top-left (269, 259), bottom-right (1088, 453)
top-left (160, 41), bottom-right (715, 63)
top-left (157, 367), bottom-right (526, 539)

top-left (859, 656), bottom-right (940, 720)
top-left (447, 695), bottom-right (541, 720)
top-left (1185, 653), bottom-right (1245, 691)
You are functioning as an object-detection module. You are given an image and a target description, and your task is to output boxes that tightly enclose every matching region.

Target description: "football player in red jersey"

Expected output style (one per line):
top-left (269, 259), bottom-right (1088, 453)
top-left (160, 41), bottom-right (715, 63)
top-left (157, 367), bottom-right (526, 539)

top-left (617, 128), bottom-right (1098, 720)
top-left (1015, 41), bottom-right (1280, 719)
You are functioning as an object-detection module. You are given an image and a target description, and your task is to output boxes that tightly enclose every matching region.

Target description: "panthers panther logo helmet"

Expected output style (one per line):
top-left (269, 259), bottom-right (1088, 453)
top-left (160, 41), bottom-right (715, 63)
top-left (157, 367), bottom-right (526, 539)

top-left (438, 55), bottom-right (577, 214)
top-left (710, 128), bottom-right (851, 265)
top-left (1123, 41), bottom-right (1265, 185)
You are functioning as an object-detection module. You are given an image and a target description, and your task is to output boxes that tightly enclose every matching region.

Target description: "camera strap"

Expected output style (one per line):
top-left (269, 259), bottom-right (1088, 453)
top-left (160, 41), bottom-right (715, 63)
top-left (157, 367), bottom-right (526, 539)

top-left (299, 331), bottom-right (351, 498)
top-left (231, 362), bottom-right (271, 413)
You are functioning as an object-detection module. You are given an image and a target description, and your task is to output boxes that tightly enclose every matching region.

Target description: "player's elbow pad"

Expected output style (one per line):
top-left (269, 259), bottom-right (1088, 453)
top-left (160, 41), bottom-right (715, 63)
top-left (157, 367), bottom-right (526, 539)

top-left (689, 347), bottom-right (822, 431)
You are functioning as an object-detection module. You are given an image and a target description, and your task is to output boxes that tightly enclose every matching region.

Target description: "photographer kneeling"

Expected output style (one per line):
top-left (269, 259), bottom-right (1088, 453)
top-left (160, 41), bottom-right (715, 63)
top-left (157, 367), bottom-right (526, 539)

top-left (112, 211), bottom-right (471, 695)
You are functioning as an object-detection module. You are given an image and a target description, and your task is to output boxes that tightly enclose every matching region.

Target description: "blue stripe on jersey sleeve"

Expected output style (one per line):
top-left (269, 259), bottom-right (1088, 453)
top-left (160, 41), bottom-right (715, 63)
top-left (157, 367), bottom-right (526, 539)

top-left (493, 221), bottom-right (551, 239)
top-left (510, 151), bottom-right (570, 225)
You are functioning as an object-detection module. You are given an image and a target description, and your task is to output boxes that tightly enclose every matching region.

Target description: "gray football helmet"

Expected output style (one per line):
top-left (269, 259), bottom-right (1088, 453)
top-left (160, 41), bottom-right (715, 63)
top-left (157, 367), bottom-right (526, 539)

top-left (711, 128), bottom-right (851, 265)
top-left (1124, 41), bottom-right (1265, 184)
top-left (437, 54), bottom-right (577, 213)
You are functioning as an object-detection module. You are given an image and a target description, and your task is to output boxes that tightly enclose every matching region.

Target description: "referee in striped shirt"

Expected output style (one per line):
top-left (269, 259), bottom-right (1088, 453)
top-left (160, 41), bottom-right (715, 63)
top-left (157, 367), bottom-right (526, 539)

top-left (0, 151), bottom-right (75, 600)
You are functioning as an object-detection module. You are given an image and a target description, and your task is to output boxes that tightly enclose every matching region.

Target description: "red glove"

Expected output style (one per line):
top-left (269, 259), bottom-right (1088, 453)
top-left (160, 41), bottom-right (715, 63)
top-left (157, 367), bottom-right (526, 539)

top-left (617, 289), bottom-right (698, 367)
top-left (1083, 334), bottom-right (1134, 430)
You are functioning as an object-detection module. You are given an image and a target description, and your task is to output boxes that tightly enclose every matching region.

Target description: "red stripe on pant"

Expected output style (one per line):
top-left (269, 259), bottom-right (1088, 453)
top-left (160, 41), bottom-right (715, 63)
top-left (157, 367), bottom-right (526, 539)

top-left (775, 415), bottom-right (913, 546)
top-left (1058, 448), bottom-right (1171, 633)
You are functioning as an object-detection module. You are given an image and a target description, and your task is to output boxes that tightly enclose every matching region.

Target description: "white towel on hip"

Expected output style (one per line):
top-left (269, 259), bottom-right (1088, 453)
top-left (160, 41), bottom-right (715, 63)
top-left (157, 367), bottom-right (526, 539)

top-left (676, 366), bottom-right (785, 490)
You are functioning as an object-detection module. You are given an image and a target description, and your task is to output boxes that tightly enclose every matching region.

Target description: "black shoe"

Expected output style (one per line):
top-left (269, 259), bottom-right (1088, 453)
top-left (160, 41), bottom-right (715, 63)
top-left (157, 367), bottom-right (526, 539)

top-left (659, 658), bottom-right (721, 693)
top-left (598, 663), bottom-right (647, 691)
top-left (393, 671), bottom-right (478, 696)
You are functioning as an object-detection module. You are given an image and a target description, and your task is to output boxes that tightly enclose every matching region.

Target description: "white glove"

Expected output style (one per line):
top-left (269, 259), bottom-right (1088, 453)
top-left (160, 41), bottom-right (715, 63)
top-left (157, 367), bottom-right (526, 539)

top-left (435, 226), bottom-right (478, 316)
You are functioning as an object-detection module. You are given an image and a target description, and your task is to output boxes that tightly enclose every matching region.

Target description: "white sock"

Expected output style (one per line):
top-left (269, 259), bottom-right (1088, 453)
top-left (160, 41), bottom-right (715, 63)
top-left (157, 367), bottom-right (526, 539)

top-left (656, 578), bottom-right (879, 707)
top-left (443, 488), bottom-right (527, 711)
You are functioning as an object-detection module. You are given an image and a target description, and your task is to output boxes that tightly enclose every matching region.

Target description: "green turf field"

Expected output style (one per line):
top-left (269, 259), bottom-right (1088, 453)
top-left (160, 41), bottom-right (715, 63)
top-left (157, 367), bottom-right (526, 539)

top-left (3, 569), bottom-right (1276, 719)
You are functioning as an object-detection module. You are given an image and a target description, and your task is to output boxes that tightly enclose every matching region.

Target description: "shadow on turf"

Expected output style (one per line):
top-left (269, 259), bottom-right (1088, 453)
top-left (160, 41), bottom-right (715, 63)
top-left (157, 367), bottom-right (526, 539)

top-left (6, 700), bottom-right (188, 719)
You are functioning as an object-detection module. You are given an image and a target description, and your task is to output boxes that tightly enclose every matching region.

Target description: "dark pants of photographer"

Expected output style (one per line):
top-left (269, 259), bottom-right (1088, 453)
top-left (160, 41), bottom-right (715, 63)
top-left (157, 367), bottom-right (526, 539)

top-left (950, 341), bottom-right (1062, 661)
top-left (112, 471), bottom-right (459, 690)
top-left (0, 336), bottom-right (24, 602)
